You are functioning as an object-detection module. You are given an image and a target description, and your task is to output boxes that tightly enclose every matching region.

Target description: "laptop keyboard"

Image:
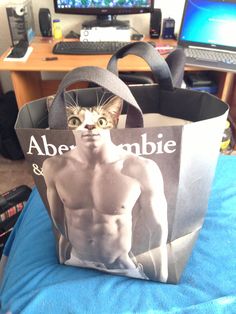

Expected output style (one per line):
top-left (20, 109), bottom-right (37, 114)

top-left (185, 48), bottom-right (236, 64)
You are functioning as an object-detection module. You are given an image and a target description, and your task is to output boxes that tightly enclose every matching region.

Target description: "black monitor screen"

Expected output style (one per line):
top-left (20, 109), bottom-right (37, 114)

top-left (53, 0), bottom-right (154, 15)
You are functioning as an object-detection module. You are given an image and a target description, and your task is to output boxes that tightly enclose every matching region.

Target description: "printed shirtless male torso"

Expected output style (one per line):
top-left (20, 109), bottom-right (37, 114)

top-left (43, 129), bottom-right (168, 282)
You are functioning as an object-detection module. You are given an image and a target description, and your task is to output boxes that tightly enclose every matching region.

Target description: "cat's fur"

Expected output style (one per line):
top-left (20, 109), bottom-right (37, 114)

top-left (46, 94), bottom-right (123, 130)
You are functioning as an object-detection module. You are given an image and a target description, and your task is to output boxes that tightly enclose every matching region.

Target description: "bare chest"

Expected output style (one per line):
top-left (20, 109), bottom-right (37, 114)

top-left (55, 162), bottom-right (141, 215)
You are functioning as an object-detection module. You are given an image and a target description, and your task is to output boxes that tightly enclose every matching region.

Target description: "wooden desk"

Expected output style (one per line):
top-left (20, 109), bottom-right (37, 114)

top-left (0, 37), bottom-right (235, 118)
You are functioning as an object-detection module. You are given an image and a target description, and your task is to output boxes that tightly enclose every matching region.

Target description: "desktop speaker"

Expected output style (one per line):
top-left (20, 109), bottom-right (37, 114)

top-left (162, 17), bottom-right (175, 39)
top-left (39, 8), bottom-right (52, 37)
top-left (150, 9), bottom-right (162, 39)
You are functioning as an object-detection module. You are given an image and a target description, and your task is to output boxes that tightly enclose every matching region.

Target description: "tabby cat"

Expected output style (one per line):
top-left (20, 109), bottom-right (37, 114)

top-left (47, 94), bottom-right (123, 130)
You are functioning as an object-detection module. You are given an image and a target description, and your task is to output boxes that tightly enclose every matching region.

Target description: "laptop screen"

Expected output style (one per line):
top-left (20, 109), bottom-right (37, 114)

top-left (178, 0), bottom-right (236, 51)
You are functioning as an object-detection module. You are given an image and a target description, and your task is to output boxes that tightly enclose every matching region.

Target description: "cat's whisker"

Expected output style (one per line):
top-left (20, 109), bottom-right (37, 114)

top-left (66, 92), bottom-right (79, 108)
top-left (96, 90), bottom-right (100, 108)
top-left (98, 92), bottom-right (105, 107)
top-left (96, 96), bottom-right (114, 114)
top-left (75, 91), bottom-right (80, 106)
top-left (65, 102), bottom-right (77, 112)
top-left (65, 99), bottom-right (74, 106)
top-left (103, 95), bottom-right (115, 106)
top-left (65, 100), bottom-right (76, 109)
top-left (98, 90), bottom-right (111, 107)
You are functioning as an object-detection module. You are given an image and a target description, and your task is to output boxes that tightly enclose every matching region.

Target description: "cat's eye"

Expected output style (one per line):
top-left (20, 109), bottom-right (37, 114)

top-left (97, 117), bottom-right (108, 128)
top-left (68, 116), bottom-right (81, 126)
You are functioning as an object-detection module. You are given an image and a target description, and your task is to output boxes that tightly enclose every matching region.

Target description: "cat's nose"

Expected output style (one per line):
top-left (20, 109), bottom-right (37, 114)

top-left (85, 124), bottom-right (95, 130)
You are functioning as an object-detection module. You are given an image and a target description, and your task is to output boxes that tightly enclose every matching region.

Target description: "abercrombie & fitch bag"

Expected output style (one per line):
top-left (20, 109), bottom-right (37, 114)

top-left (15, 43), bottom-right (228, 283)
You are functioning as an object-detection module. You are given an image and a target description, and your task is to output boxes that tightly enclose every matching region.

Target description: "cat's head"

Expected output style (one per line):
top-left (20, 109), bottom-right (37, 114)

top-left (66, 96), bottom-right (123, 131)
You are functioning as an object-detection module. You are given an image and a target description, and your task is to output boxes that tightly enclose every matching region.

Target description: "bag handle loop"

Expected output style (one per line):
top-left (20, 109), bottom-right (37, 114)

top-left (107, 42), bottom-right (174, 91)
top-left (48, 66), bottom-right (144, 129)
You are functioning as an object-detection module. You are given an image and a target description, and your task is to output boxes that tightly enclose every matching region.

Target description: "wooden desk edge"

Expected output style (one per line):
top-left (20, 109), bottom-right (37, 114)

top-left (0, 37), bottom-right (235, 116)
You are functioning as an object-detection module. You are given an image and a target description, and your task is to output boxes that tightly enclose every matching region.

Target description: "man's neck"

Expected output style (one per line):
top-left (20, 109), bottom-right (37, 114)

top-left (77, 143), bottom-right (121, 167)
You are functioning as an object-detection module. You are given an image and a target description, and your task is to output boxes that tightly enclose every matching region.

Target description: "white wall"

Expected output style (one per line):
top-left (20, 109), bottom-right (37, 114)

top-left (0, 0), bottom-right (185, 92)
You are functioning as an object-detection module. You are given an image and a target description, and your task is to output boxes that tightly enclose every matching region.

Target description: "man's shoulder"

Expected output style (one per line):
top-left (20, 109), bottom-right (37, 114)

top-left (124, 152), bottom-right (156, 167)
top-left (122, 154), bottom-right (163, 188)
top-left (123, 153), bottom-right (160, 176)
top-left (42, 150), bottom-right (74, 170)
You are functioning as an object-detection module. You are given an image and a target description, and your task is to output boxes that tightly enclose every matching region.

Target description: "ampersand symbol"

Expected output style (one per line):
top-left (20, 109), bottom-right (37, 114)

top-left (32, 163), bottom-right (43, 176)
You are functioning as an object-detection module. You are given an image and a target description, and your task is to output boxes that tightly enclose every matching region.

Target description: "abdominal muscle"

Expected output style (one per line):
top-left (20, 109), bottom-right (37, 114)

top-left (64, 207), bottom-right (134, 268)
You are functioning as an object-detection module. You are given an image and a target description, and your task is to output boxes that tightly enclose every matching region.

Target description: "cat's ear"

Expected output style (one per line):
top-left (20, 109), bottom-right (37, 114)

top-left (65, 105), bottom-right (74, 115)
top-left (103, 96), bottom-right (123, 117)
top-left (46, 95), bottom-right (55, 111)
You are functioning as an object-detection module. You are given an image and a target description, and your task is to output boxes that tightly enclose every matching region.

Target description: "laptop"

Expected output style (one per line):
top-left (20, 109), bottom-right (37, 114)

top-left (178, 0), bottom-right (236, 72)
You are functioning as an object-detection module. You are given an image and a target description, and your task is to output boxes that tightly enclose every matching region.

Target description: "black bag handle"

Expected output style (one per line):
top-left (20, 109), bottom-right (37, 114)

top-left (48, 66), bottom-right (144, 129)
top-left (107, 42), bottom-right (174, 90)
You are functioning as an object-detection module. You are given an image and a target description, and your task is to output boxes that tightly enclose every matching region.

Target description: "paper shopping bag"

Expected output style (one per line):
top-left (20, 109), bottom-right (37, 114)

top-left (15, 44), bottom-right (228, 283)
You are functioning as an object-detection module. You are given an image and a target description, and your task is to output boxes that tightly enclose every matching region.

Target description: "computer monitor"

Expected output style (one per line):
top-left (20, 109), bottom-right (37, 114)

top-left (53, 0), bottom-right (154, 27)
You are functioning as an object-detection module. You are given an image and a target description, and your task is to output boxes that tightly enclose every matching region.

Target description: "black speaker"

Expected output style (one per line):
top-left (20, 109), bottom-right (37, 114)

top-left (150, 9), bottom-right (162, 39)
top-left (39, 8), bottom-right (52, 37)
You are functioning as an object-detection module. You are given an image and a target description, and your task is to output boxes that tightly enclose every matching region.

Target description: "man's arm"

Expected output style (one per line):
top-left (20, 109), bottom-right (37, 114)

top-left (43, 158), bottom-right (71, 262)
top-left (138, 158), bottom-right (168, 282)
top-left (42, 158), bottom-right (66, 236)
